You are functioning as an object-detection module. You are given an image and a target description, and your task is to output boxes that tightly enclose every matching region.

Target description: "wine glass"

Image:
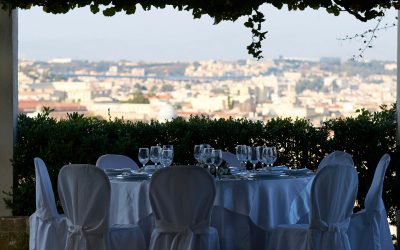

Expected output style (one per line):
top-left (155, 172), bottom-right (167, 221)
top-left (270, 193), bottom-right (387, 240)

top-left (212, 149), bottom-right (223, 177)
top-left (263, 146), bottom-right (278, 168)
top-left (248, 146), bottom-right (260, 172)
top-left (150, 146), bottom-right (161, 167)
top-left (194, 144), bottom-right (203, 165)
top-left (236, 145), bottom-right (243, 161)
top-left (203, 147), bottom-right (213, 171)
top-left (199, 144), bottom-right (212, 164)
top-left (257, 146), bottom-right (265, 170)
top-left (261, 146), bottom-right (271, 170)
top-left (138, 148), bottom-right (149, 168)
top-left (163, 145), bottom-right (174, 158)
top-left (270, 146), bottom-right (278, 167)
top-left (236, 145), bottom-right (248, 171)
top-left (160, 149), bottom-right (173, 167)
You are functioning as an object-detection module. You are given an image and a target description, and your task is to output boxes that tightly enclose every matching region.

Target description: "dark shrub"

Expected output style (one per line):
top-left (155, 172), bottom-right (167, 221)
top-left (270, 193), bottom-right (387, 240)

top-left (6, 105), bottom-right (399, 223)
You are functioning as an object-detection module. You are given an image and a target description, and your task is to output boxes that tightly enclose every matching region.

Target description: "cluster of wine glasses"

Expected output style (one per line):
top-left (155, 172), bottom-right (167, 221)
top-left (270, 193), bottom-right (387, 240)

top-left (236, 145), bottom-right (277, 172)
top-left (193, 144), bottom-right (223, 176)
top-left (138, 145), bottom-right (174, 168)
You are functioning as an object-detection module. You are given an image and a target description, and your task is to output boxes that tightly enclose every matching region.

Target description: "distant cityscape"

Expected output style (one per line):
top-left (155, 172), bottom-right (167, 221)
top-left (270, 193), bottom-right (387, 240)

top-left (18, 57), bottom-right (396, 126)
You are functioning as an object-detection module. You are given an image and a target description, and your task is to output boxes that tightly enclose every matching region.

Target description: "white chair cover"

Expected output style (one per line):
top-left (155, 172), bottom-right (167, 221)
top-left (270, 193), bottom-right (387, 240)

top-left (288, 150), bottom-right (354, 224)
top-left (58, 164), bottom-right (110, 250)
top-left (109, 224), bottom-right (147, 250)
top-left (317, 150), bottom-right (354, 172)
top-left (267, 163), bottom-right (358, 250)
top-left (58, 164), bottom-right (146, 250)
top-left (29, 157), bottom-right (67, 250)
top-left (149, 166), bottom-right (220, 250)
top-left (96, 154), bottom-right (139, 170)
top-left (348, 154), bottom-right (394, 250)
top-left (221, 151), bottom-right (241, 168)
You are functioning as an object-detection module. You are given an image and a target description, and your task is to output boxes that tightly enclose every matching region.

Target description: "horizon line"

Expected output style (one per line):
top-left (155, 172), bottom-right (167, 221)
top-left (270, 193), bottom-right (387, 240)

top-left (18, 57), bottom-right (397, 63)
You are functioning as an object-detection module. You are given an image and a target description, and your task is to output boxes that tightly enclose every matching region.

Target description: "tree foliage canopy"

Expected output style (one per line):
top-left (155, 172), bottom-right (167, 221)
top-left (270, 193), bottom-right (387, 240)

top-left (1, 0), bottom-right (398, 59)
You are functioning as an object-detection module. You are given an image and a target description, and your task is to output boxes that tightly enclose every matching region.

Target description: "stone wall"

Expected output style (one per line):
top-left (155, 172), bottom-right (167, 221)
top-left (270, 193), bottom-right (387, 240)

top-left (0, 217), bottom-right (29, 250)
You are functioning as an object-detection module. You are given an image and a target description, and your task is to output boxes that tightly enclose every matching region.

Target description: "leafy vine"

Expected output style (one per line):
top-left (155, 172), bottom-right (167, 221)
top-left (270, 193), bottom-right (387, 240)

top-left (245, 10), bottom-right (267, 60)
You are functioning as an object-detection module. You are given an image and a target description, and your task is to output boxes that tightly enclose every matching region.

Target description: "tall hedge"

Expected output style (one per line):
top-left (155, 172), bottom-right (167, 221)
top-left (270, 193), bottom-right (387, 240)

top-left (5, 105), bottom-right (400, 222)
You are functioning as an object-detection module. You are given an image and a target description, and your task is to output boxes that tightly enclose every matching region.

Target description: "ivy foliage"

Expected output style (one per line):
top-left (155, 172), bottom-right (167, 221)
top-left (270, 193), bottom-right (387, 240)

top-left (5, 104), bottom-right (399, 223)
top-left (1, 0), bottom-right (398, 59)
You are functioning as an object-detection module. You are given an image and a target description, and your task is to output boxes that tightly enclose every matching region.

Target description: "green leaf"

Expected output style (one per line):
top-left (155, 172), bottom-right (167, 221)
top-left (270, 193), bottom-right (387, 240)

top-left (244, 20), bottom-right (254, 28)
top-left (90, 4), bottom-right (100, 14)
top-left (213, 15), bottom-right (223, 24)
top-left (326, 6), bottom-right (340, 16)
top-left (125, 5), bottom-right (136, 15)
top-left (193, 9), bottom-right (202, 19)
top-left (140, 3), bottom-right (151, 11)
top-left (255, 10), bottom-right (264, 19)
top-left (103, 7), bottom-right (116, 16)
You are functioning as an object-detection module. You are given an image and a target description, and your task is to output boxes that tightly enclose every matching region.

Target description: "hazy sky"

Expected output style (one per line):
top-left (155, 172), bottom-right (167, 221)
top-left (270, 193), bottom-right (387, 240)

top-left (19, 5), bottom-right (398, 62)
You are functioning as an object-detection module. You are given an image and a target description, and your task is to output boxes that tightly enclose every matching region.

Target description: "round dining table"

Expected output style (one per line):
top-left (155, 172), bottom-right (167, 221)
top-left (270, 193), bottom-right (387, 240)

top-left (109, 171), bottom-right (313, 250)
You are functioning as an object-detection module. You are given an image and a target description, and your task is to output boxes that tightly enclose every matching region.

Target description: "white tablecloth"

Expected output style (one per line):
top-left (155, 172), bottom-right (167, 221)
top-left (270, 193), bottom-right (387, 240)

top-left (109, 176), bottom-right (313, 250)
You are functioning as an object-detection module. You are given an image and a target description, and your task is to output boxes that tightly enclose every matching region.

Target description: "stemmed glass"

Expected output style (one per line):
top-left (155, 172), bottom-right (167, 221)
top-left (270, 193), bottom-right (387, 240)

top-left (163, 145), bottom-right (174, 158)
top-left (150, 146), bottom-right (162, 167)
top-left (198, 144), bottom-right (211, 165)
top-left (194, 144), bottom-right (203, 165)
top-left (261, 146), bottom-right (271, 170)
top-left (138, 148), bottom-right (149, 168)
top-left (236, 145), bottom-right (248, 172)
top-left (248, 146), bottom-right (260, 172)
top-left (160, 149), bottom-right (173, 167)
top-left (263, 146), bottom-right (278, 168)
top-left (212, 149), bottom-right (223, 178)
top-left (203, 147), bottom-right (213, 171)
top-left (257, 146), bottom-right (266, 170)
top-left (269, 146), bottom-right (278, 167)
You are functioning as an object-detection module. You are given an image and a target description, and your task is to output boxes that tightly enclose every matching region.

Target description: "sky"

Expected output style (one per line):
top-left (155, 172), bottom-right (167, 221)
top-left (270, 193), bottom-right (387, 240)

top-left (18, 5), bottom-right (398, 62)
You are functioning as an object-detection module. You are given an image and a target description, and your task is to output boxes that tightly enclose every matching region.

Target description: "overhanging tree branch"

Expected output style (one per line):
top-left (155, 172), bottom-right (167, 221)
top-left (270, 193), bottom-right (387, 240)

top-left (337, 12), bottom-right (397, 60)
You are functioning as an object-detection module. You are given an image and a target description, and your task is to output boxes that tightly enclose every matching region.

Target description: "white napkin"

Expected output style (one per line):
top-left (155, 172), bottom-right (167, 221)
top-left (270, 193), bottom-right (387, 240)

top-left (270, 165), bottom-right (289, 171)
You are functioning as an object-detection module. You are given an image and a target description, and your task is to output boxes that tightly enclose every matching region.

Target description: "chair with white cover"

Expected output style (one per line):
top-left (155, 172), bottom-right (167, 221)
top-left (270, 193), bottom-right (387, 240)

top-left (267, 163), bottom-right (358, 250)
top-left (221, 151), bottom-right (241, 168)
top-left (317, 150), bottom-right (354, 172)
top-left (29, 157), bottom-right (67, 250)
top-left (348, 154), bottom-right (394, 250)
top-left (58, 164), bottom-right (146, 250)
top-left (96, 154), bottom-right (139, 170)
top-left (288, 150), bottom-right (354, 225)
top-left (148, 166), bottom-right (220, 250)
